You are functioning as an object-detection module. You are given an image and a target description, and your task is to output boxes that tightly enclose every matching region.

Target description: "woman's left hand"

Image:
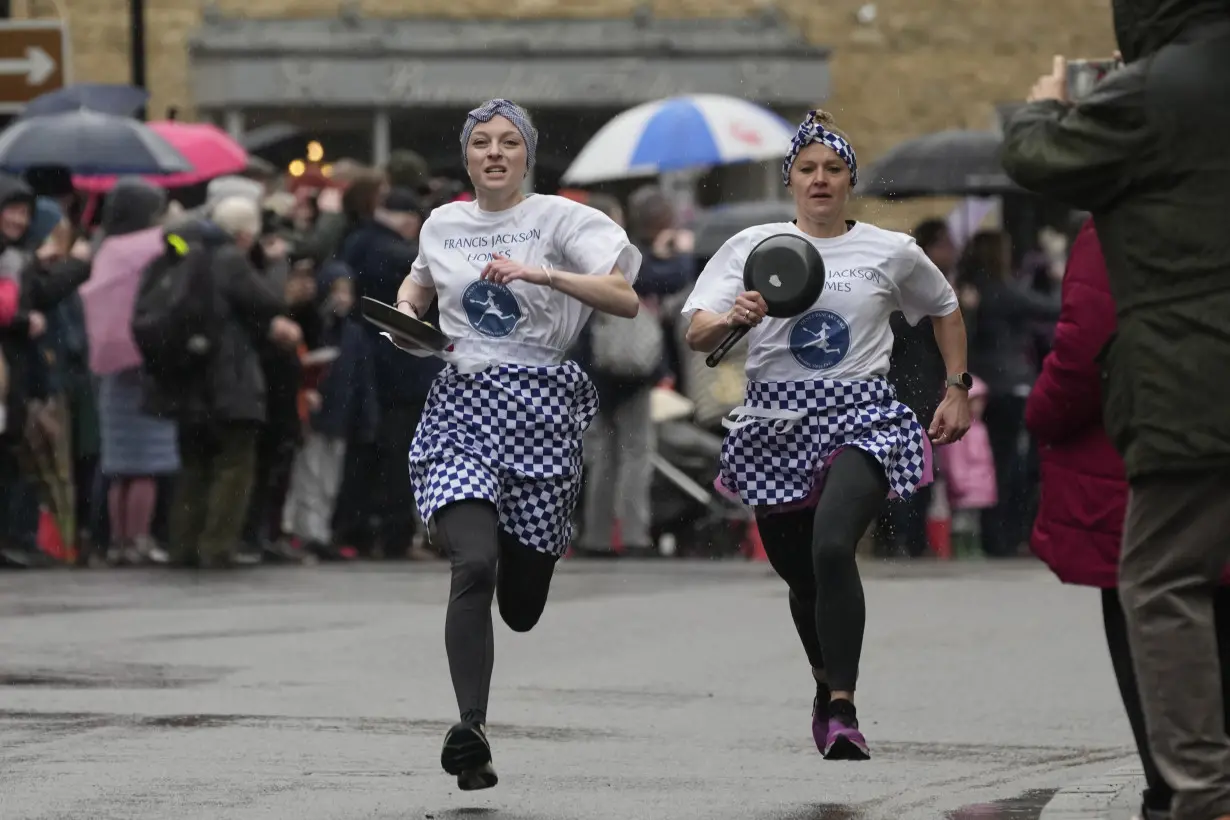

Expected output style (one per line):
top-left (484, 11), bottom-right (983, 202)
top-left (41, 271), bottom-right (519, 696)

top-left (1028, 55), bottom-right (1068, 103)
top-left (928, 390), bottom-right (972, 445)
top-left (481, 254), bottom-right (550, 286)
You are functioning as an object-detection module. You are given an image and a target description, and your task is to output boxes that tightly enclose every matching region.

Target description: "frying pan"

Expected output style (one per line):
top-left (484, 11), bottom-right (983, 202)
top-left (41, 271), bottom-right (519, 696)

top-left (705, 233), bottom-right (827, 368)
top-left (361, 297), bottom-right (453, 356)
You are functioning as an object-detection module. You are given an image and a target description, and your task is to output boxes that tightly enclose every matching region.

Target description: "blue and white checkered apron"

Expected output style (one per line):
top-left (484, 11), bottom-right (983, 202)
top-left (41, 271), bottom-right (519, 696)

top-left (409, 360), bottom-right (599, 556)
top-left (719, 377), bottom-right (927, 508)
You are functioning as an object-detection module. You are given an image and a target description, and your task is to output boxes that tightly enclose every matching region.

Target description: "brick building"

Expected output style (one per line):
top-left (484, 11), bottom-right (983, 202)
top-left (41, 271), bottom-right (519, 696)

top-left (23, 0), bottom-right (1116, 225)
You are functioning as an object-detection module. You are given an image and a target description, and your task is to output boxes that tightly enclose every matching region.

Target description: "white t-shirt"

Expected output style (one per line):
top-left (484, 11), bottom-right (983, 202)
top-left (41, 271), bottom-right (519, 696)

top-left (410, 194), bottom-right (642, 369)
top-left (682, 221), bottom-right (958, 383)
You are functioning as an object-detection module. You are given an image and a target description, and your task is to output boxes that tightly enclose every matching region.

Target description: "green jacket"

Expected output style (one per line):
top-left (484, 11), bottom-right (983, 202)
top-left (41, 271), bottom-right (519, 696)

top-left (1001, 0), bottom-right (1230, 480)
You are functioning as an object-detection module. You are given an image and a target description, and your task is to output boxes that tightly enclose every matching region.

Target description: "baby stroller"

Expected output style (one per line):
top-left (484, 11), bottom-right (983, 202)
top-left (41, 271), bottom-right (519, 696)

top-left (648, 389), bottom-right (752, 558)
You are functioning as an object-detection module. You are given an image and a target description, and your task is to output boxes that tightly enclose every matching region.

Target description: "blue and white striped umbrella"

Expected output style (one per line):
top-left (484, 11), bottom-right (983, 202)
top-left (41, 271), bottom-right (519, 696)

top-left (562, 94), bottom-right (796, 185)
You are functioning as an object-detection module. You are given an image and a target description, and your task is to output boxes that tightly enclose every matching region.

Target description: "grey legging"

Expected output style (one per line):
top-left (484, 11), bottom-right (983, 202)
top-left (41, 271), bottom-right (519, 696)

top-left (431, 500), bottom-right (559, 724)
top-left (754, 447), bottom-right (889, 693)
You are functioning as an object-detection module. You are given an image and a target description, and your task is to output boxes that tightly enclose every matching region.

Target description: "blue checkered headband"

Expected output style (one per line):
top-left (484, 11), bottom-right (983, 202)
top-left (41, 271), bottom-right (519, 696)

top-left (461, 98), bottom-right (539, 171)
top-left (781, 111), bottom-right (858, 188)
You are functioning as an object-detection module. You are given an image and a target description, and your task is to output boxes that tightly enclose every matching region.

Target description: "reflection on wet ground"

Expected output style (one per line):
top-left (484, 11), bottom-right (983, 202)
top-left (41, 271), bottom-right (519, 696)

top-left (425, 812), bottom-right (539, 820)
top-left (0, 709), bottom-right (624, 742)
top-left (948, 789), bottom-right (1059, 819)
top-left (0, 662), bottom-right (234, 688)
top-left (766, 805), bottom-right (872, 820)
top-left (738, 788), bottom-right (1060, 820)
top-left (0, 701), bottom-right (1119, 819)
top-left (750, 787), bottom-right (1060, 819)
top-left (0, 562), bottom-right (1136, 820)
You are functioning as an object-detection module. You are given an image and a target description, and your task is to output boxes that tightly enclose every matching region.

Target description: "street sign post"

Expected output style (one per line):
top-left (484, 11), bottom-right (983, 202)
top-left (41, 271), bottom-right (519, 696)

top-left (0, 21), bottom-right (68, 114)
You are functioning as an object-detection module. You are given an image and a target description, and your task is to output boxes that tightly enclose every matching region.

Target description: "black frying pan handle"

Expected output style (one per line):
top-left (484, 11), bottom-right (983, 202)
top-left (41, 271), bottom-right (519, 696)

top-left (706, 325), bottom-right (750, 368)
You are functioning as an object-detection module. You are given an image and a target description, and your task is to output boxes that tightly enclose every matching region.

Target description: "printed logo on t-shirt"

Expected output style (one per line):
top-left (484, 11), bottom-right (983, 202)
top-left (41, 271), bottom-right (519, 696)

top-left (789, 309), bottom-right (851, 371)
top-left (463, 280), bottom-right (523, 338)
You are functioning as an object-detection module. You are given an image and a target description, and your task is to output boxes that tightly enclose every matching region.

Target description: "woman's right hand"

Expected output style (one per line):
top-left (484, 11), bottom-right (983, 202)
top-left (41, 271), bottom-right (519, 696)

top-left (724, 291), bottom-right (768, 328)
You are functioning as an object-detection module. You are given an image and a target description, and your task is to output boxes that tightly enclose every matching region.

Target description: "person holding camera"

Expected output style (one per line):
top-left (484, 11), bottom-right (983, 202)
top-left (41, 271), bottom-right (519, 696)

top-left (1001, 4), bottom-right (1230, 819)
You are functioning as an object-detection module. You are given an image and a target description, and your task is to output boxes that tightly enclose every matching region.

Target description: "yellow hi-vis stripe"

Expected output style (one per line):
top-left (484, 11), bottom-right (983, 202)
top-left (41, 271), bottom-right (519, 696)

top-left (165, 234), bottom-right (189, 256)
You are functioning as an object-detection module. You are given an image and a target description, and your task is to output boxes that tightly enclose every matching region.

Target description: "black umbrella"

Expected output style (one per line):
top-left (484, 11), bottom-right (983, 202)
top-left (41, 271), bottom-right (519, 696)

top-left (693, 200), bottom-right (797, 258)
top-left (0, 110), bottom-right (192, 176)
top-left (859, 130), bottom-right (1021, 199)
top-left (240, 123), bottom-right (305, 156)
top-left (20, 83), bottom-right (149, 120)
top-left (243, 155), bottom-right (277, 178)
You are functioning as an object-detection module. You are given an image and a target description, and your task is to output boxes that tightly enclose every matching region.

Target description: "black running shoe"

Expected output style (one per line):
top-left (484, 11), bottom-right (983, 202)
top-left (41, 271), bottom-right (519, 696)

top-left (441, 720), bottom-right (498, 791)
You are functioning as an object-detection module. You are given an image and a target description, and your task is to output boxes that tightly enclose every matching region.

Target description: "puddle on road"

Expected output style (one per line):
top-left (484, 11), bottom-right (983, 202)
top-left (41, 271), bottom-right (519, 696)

top-left (766, 805), bottom-right (871, 820)
top-left (423, 811), bottom-right (547, 820)
top-left (0, 601), bottom-right (129, 617)
top-left (0, 662), bottom-right (233, 689)
top-left (510, 684), bottom-right (715, 708)
top-left (0, 710), bottom-right (622, 742)
top-left (877, 741), bottom-right (1127, 769)
top-left (948, 788), bottom-right (1058, 819)
top-left (132, 621), bottom-right (364, 643)
top-left (749, 787), bottom-right (1060, 820)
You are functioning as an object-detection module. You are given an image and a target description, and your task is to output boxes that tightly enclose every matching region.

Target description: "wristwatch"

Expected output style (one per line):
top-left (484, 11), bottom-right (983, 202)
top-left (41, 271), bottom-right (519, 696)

top-left (946, 372), bottom-right (973, 390)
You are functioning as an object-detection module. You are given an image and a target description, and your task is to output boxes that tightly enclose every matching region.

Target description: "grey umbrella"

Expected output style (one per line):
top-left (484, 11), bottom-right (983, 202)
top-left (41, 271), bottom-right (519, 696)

top-left (19, 83), bottom-right (149, 120)
top-left (0, 110), bottom-right (192, 176)
top-left (240, 122), bottom-right (305, 160)
top-left (859, 129), bottom-right (1020, 199)
top-left (693, 200), bottom-right (797, 258)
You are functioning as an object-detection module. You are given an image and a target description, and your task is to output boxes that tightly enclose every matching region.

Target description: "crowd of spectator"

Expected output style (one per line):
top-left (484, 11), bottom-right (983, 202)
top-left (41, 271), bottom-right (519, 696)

top-left (0, 149), bottom-right (1071, 570)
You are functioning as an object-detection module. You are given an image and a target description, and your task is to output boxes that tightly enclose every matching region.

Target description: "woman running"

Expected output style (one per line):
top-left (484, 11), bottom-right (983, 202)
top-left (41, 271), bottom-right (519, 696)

top-left (394, 99), bottom-right (642, 791)
top-left (682, 109), bottom-right (971, 760)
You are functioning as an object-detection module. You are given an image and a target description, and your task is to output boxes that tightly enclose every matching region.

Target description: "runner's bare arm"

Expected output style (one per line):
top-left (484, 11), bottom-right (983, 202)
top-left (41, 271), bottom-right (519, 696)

top-left (545, 268), bottom-right (639, 318)
top-left (684, 292), bottom-right (768, 353)
top-left (927, 306), bottom-right (972, 443)
top-left (931, 307), bottom-right (969, 381)
top-left (479, 255), bottom-right (638, 318)
top-left (685, 311), bottom-right (735, 353)
top-left (395, 276), bottom-right (437, 319)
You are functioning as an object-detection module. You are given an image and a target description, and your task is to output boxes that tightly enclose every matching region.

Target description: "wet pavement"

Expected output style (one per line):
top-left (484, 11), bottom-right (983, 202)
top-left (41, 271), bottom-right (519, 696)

top-left (0, 560), bottom-right (1136, 819)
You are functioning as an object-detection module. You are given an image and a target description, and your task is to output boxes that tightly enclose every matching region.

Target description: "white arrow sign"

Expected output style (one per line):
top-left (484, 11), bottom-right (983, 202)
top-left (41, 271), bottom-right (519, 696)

top-left (0, 46), bottom-right (55, 86)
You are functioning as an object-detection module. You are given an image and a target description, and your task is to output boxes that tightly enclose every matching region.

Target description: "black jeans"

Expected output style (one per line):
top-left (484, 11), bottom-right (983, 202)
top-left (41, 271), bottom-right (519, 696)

top-left (1102, 587), bottom-right (1230, 812)
top-left (754, 448), bottom-right (889, 693)
top-left (0, 439), bottom-right (21, 546)
top-left (432, 500), bottom-right (558, 723)
top-left (334, 401), bottom-right (425, 554)
top-left (241, 427), bottom-right (297, 548)
top-left (170, 424), bottom-right (259, 564)
top-left (980, 394), bottom-right (1030, 557)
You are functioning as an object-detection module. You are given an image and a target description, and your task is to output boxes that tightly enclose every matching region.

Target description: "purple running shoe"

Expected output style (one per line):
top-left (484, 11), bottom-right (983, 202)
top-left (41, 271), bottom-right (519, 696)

top-left (810, 686), bottom-right (831, 754)
top-left (822, 698), bottom-right (870, 760)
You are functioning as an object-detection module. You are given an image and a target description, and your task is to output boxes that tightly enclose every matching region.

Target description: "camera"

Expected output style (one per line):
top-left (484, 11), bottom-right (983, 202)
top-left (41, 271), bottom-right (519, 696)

top-left (1066, 58), bottom-right (1123, 101)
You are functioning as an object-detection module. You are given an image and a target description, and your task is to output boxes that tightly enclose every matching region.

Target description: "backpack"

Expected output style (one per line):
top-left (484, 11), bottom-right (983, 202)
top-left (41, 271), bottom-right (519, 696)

top-left (131, 230), bottom-right (223, 383)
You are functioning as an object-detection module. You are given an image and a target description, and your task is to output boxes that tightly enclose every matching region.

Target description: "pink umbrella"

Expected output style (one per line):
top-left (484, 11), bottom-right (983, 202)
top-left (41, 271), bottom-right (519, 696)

top-left (72, 121), bottom-right (248, 193)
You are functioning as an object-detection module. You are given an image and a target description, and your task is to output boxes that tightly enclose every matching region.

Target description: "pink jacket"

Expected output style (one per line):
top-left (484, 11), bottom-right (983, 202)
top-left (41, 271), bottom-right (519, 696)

top-left (943, 376), bottom-right (997, 511)
top-left (79, 227), bottom-right (164, 376)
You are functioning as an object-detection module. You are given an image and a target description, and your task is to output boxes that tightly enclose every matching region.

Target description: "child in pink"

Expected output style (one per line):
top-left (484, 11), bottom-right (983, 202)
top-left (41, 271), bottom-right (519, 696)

top-left (943, 375), bottom-right (997, 558)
